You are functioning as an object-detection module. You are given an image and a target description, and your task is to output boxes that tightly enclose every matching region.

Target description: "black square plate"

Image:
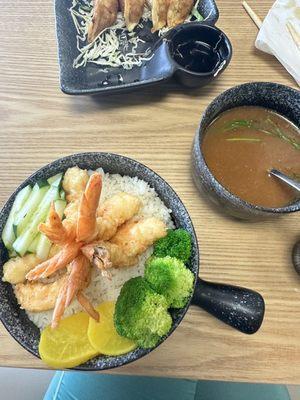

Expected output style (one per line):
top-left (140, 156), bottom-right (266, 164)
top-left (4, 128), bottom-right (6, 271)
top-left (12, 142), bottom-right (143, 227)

top-left (54, 0), bottom-right (219, 95)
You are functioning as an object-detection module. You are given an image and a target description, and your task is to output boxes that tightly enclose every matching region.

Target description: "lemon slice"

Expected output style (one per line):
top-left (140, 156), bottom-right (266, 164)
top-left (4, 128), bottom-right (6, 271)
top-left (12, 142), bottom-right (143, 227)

top-left (39, 312), bottom-right (98, 369)
top-left (88, 301), bottom-right (137, 356)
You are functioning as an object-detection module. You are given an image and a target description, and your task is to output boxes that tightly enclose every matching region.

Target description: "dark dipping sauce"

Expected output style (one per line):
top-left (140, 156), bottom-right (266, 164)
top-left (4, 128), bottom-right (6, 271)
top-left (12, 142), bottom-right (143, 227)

top-left (202, 106), bottom-right (300, 208)
top-left (173, 40), bottom-right (220, 73)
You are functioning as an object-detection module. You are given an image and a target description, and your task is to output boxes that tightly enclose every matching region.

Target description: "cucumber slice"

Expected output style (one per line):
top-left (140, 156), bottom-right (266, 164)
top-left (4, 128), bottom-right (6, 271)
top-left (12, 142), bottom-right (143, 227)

top-left (1, 185), bottom-right (31, 250)
top-left (36, 199), bottom-right (67, 260)
top-left (13, 183), bottom-right (50, 237)
top-left (36, 179), bottom-right (50, 188)
top-left (47, 173), bottom-right (63, 187)
top-left (28, 234), bottom-right (40, 253)
top-left (60, 190), bottom-right (66, 201)
top-left (54, 199), bottom-right (67, 217)
top-left (12, 186), bottom-right (60, 256)
top-left (36, 234), bottom-right (52, 261)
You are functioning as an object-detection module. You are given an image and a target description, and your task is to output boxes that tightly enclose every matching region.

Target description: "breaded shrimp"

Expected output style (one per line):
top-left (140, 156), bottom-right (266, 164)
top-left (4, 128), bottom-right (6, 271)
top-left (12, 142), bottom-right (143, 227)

top-left (88, 0), bottom-right (119, 42)
top-left (62, 167), bottom-right (89, 203)
top-left (77, 173), bottom-right (102, 243)
top-left (26, 241), bottom-right (82, 281)
top-left (39, 202), bottom-right (76, 245)
top-left (111, 217), bottom-right (167, 257)
top-left (167, 0), bottom-right (194, 27)
top-left (152, 0), bottom-right (169, 32)
top-left (123, 0), bottom-right (145, 31)
top-left (62, 167), bottom-right (89, 224)
top-left (96, 192), bottom-right (141, 240)
top-left (82, 217), bottom-right (167, 271)
top-left (14, 274), bottom-right (68, 312)
top-left (64, 201), bottom-right (80, 224)
top-left (82, 241), bottom-right (138, 273)
top-left (3, 254), bottom-right (42, 285)
top-left (51, 255), bottom-right (99, 328)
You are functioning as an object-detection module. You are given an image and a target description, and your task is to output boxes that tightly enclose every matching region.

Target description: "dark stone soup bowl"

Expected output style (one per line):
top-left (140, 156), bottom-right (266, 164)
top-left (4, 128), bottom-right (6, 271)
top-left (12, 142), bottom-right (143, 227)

top-left (192, 82), bottom-right (300, 220)
top-left (0, 153), bottom-right (265, 370)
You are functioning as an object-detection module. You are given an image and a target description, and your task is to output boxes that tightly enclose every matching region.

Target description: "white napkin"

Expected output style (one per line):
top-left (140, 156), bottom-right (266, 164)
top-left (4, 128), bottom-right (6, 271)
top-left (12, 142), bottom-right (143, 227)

top-left (255, 0), bottom-right (300, 86)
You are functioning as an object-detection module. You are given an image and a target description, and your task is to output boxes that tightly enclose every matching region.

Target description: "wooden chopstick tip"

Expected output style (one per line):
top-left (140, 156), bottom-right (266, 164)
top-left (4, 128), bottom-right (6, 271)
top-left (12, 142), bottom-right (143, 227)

top-left (242, 1), bottom-right (263, 30)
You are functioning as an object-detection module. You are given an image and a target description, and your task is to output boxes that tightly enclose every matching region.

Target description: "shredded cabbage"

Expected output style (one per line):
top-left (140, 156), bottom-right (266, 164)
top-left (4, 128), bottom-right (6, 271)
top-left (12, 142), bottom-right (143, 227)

top-left (70, 0), bottom-right (206, 70)
top-left (70, 0), bottom-right (153, 70)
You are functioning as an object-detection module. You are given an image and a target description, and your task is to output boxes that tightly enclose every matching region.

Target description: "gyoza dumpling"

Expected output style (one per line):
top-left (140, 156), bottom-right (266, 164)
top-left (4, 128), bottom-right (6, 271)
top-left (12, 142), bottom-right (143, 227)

top-left (167, 0), bottom-right (194, 28)
top-left (151, 0), bottom-right (169, 32)
top-left (121, 0), bottom-right (146, 32)
top-left (88, 0), bottom-right (119, 42)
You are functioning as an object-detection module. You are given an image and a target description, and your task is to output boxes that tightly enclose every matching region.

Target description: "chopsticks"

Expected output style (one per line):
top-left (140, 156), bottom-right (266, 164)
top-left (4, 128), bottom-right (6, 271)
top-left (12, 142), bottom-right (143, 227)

top-left (242, 0), bottom-right (300, 51)
top-left (242, 1), bottom-right (262, 29)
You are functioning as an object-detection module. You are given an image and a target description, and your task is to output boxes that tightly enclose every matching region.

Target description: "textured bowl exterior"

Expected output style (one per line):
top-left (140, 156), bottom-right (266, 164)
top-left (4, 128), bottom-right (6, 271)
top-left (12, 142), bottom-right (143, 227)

top-left (192, 82), bottom-right (300, 220)
top-left (0, 152), bottom-right (199, 370)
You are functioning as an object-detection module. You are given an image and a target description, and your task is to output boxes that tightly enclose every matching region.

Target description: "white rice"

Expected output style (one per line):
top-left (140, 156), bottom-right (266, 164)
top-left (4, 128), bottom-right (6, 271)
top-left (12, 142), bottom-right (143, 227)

top-left (26, 170), bottom-right (174, 330)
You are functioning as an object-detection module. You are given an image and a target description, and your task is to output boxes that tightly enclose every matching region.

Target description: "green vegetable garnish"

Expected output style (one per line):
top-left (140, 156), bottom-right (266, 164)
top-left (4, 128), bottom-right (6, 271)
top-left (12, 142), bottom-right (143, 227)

top-left (145, 256), bottom-right (194, 308)
top-left (222, 118), bottom-right (300, 150)
top-left (190, 0), bottom-right (204, 21)
top-left (226, 138), bottom-right (261, 142)
top-left (114, 277), bottom-right (172, 349)
top-left (153, 229), bottom-right (192, 263)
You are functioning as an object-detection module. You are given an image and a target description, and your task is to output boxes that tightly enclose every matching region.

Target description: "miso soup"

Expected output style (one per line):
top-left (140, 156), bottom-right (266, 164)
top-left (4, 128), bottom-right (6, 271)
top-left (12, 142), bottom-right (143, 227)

top-left (202, 106), bottom-right (300, 208)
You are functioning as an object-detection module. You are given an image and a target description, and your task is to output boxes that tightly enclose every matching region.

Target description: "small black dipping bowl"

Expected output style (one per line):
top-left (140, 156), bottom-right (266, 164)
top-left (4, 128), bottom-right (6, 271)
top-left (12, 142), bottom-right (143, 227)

top-left (142, 23), bottom-right (232, 89)
top-left (192, 82), bottom-right (300, 220)
top-left (0, 153), bottom-right (264, 370)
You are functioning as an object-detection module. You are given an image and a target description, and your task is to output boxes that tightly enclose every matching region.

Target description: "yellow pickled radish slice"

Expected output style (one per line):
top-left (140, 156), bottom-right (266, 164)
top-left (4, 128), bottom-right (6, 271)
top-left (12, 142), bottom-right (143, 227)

top-left (88, 301), bottom-right (137, 356)
top-left (39, 312), bottom-right (98, 369)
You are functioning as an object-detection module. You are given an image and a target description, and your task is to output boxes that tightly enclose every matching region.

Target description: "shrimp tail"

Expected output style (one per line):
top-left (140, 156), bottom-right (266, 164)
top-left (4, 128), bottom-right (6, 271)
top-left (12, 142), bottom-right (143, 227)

top-left (26, 242), bottom-right (82, 281)
top-left (77, 292), bottom-right (100, 322)
top-left (64, 255), bottom-right (90, 307)
top-left (77, 173), bottom-right (102, 243)
top-left (39, 202), bottom-right (75, 245)
top-left (51, 283), bottom-right (68, 329)
top-left (51, 255), bottom-right (99, 328)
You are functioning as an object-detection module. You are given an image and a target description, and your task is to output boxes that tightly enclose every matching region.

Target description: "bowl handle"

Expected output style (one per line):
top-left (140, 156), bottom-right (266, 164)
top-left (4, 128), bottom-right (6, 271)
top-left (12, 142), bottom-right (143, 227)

top-left (191, 277), bottom-right (265, 334)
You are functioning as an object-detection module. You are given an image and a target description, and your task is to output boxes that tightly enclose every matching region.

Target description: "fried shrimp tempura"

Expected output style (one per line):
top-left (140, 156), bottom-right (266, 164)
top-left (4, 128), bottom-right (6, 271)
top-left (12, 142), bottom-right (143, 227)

top-left (77, 173), bottom-right (102, 243)
top-left (3, 254), bottom-right (42, 284)
top-left (96, 192), bottom-right (141, 240)
top-left (82, 217), bottom-right (167, 272)
top-left (62, 166), bottom-right (89, 224)
top-left (14, 275), bottom-right (68, 312)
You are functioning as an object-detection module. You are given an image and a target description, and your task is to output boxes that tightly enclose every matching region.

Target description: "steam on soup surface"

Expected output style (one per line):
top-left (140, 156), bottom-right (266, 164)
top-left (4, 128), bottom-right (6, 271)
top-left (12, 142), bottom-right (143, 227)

top-left (202, 106), bottom-right (300, 208)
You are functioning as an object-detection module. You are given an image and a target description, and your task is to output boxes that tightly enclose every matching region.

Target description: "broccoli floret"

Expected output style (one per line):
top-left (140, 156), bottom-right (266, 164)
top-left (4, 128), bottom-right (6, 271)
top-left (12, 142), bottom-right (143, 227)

top-left (114, 276), bottom-right (172, 349)
top-left (145, 256), bottom-right (194, 308)
top-left (153, 229), bottom-right (192, 263)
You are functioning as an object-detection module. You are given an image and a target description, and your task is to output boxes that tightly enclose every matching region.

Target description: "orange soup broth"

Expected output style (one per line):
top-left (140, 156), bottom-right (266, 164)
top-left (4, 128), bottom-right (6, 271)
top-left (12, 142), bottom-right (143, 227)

top-left (202, 107), bottom-right (300, 208)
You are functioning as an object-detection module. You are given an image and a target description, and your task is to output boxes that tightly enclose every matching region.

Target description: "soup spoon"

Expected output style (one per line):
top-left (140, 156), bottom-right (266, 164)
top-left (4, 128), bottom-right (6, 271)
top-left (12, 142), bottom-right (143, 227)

top-left (269, 169), bottom-right (300, 193)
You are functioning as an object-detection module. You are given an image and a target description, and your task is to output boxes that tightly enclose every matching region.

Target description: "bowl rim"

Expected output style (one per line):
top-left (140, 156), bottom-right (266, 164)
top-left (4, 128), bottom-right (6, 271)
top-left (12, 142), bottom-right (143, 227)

top-left (0, 151), bottom-right (200, 371)
top-left (195, 82), bottom-right (300, 215)
top-left (166, 22), bottom-right (233, 78)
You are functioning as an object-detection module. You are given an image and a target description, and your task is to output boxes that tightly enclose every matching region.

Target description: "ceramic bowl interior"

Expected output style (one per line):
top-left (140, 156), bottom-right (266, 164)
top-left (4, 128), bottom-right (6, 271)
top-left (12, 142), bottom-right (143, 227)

top-left (192, 82), bottom-right (300, 219)
top-left (0, 152), bottom-right (199, 370)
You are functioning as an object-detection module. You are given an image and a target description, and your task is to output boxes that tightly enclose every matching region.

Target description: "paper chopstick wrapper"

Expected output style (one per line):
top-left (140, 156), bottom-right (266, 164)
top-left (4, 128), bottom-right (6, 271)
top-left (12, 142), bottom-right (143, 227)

top-left (255, 0), bottom-right (300, 86)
